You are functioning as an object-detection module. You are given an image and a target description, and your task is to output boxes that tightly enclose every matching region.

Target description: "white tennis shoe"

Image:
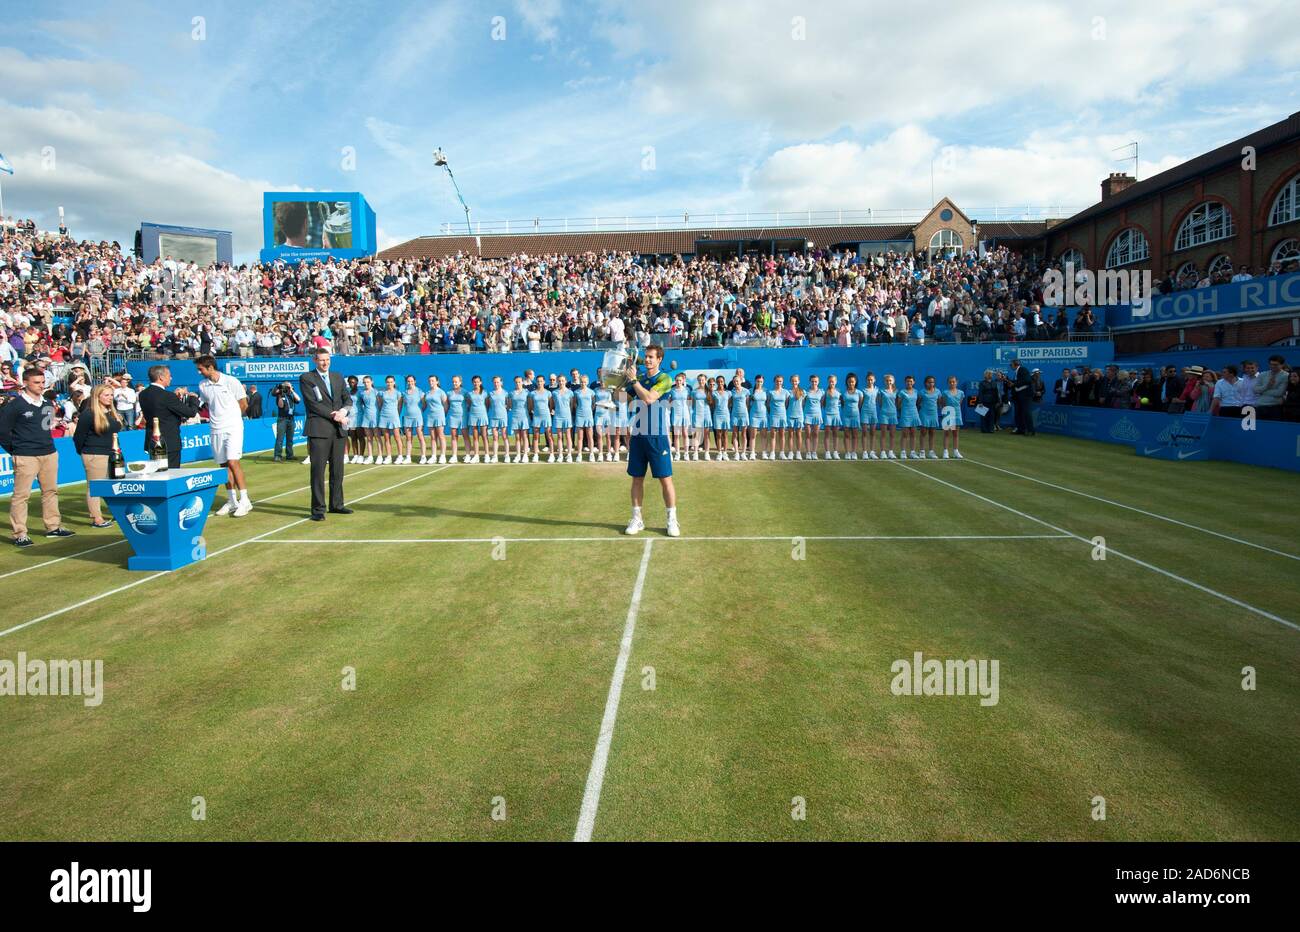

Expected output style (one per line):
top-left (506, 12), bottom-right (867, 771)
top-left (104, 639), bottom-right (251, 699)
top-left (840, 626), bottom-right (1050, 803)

top-left (624, 515), bottom-right (644, 535)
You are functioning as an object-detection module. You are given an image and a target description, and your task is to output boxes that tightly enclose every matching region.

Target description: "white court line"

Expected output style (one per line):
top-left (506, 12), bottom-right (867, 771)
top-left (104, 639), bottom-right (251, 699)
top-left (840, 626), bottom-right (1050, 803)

top-left (965, 457), bottom-right (1300, 562)
top-left (0, 464), bottom-right (385, 582)
top-left (0, 465), bottom-right (448, 640)
top-left (575, 537), bottom-right (653, 842)
top-left (255, 533), bottom-right (1072, 545)
top-left (895, 462), bottom-right (1299, 634)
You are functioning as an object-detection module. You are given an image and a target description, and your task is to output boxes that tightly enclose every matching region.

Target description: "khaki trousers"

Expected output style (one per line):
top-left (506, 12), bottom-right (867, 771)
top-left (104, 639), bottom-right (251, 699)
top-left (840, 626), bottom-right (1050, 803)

top-left (81, 453), bottom-right (109, 522)
top-left (10, 453), bottom-right (61, 538)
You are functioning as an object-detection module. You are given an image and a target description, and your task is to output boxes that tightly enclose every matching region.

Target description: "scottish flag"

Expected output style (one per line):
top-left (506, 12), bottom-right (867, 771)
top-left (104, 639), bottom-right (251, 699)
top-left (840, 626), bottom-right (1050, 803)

top-left (0, 152), bottom-right (12, 175)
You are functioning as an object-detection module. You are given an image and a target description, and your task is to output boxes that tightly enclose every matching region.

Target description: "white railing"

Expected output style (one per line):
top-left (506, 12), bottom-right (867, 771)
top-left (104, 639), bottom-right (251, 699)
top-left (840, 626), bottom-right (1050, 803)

top-left (431, 206), bottom-right (1085, 238)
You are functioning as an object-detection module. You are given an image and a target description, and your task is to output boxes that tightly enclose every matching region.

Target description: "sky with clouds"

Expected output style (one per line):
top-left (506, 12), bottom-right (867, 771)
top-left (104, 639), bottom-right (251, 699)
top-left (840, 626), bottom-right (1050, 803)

top-left (1, 0), bottom-right (1297, 261)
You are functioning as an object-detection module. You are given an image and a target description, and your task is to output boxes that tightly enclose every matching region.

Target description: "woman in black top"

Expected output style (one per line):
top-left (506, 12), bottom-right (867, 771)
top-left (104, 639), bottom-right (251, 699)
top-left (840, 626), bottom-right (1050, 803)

top-left (73, 383), bottom-right (123, 528)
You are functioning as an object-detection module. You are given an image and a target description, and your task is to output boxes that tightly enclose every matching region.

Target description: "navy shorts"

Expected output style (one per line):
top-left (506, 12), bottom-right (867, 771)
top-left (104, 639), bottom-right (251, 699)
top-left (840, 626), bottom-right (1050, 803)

top-left (627, 433), bottom-right (673, 479)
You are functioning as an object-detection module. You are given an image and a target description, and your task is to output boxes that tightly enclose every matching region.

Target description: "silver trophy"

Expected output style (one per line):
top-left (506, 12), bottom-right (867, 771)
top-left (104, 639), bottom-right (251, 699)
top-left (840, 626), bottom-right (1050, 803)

top-left (596, 345), bottom-right (639, 408)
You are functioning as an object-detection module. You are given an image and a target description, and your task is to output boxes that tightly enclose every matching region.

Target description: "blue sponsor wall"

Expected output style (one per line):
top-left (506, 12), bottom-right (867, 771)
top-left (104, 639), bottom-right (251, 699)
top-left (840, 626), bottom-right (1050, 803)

top-left (0, 417), bottom-right (301, 497)
top-left (1104, 270), bottom-right (1300, 330)
top-left (1032, 404), bottom-right (1300, 473)
top-left (127, 341), bottom-right (1116, 416)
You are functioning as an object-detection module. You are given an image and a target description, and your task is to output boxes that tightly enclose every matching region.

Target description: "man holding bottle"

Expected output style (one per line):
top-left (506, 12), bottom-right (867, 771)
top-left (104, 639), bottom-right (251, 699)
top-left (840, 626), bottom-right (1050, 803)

top-left (138, 364), bottom-right (200, 469)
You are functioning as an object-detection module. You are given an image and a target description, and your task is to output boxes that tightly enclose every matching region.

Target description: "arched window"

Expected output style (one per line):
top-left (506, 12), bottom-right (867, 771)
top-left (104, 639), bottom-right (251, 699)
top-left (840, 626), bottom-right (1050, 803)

top-left (1271, 238), bottom-right (1300, 266)
top-left (1058, 248), bottom-right (1084, 270)
top-left (1175, 201), bottom-right (1235, 251)
top-left (928, 229), bottom-right (961, 258)
top-left (1176, 261), bottom-right (1198, 282)
top-left (1207, 254), bottom-right (1234, 280)
top-left (1269, 174), bottom-right (1299, 227)
top-left (1105, 228), bottom-right (1149, 267)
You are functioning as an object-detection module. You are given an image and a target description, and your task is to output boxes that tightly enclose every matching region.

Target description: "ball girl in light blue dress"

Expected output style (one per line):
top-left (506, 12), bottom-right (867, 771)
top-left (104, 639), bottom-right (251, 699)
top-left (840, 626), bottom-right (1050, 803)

top-left (750, 374), bottom-right (770, 459)
top-left (594, 383), bottom-right (613, 460)
top-left (575, 375), bottom-right (597, 462)
top-left (508, 376), bottom-right (531, 462)
top-left (941, 375), bottom-right (966, 460)
top-left (401, 374), bottom-right (426, 463)
top-left (487, 375), bottom-right (510, 463)
top-left (530, 376), bottom-right (554, 463)
top-left (878, 374), bottom-right (899, 460)
top-left (445, 375), bottom-right (466, 462)
top-left (730, 373), bottom-right (752, 460)
top-left (802, 374), bottom-right (824, 460)
top-left (552, 377), bottom-right (575, 462)
top-left (768, 375), bottom-right (790, 459)
top-left (898, 375), bottom-right (921, 460)
top-left (691, 374), bottom-right (712, 460)
top-left (823, 374), bottom-right (842, 459)
top-left (787, 374), bottom-right (805, 459)
top-left (919, 375), bottom-right (942, 459)
top-left (357, 375), bottom-right (379, 463)
top-left (862, 372), bottom-right (881, 459)
top-left (670, 374), bottom-right (691, 460)
top-left (711, 375), bottom-right (732, 459)
top-left (377, 375), bottom-right (401, 463)
top-left (466, 375), bottom-right (490, 463)
top-left (424, 375), bottom-right (448, 463)
top-left (841, 373), bottom-right (862, 459)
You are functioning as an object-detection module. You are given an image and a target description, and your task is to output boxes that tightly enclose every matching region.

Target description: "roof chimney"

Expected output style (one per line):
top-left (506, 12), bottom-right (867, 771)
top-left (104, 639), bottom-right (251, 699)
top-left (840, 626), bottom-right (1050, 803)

top-left (1101, 172), bottom-right (1136, 200)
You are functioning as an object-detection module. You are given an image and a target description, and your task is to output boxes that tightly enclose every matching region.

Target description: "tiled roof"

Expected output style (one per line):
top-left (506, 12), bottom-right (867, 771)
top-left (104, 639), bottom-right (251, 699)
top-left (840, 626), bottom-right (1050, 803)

top-left (1049, 109), bottom-right (1300, 232)
top-left (378, 224), bottom-right (919, 260)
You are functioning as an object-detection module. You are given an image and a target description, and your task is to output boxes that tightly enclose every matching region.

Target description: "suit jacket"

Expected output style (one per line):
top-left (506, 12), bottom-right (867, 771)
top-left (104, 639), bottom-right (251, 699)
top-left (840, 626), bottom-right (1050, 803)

top-left (1011, 366), bottom-right (1032, 401)
top-left (300, 369), bottom-right (352, 439)
top-left (138, 383), bottom-right (200, 450)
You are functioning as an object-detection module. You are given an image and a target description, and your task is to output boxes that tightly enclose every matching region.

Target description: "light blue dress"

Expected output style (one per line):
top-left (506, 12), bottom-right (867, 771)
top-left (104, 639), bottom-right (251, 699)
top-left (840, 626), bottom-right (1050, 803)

top-left (878, 388), bottom-right (898, 425)
top-left (750, 388), bottom-right (769, 429)
top-left (919, 388), bottom-right (941, 429)
top-left (446, 389), bottom-right (466, 430)
top-left (898, 388), bottom-right (921, 428)
top-left (509, 388), bottom-right (531, 431)
top-left (402, 387), bottom-right (424, 428)
top-left (467, 389), bottom-right (489, 428)
top-left (358, 387), bottom-right (379, 429)
top-left (575, 387), bottom-right (595, 428)
top-left (861, 386), bottom-right (880, 426)
top-left (842, 389), bottom-right (862, 428)
top-left (488, 389), bottom-right (509, 429)
top-left (424, 387), bottom-right (446, 429)
top-left (378, 388), bottom-right (401, 429)
top-left (692, 386), bottom-right (712, 429)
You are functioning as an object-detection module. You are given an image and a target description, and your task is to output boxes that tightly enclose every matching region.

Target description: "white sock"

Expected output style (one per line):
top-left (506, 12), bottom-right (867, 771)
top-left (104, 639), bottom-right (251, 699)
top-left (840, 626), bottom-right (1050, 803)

top-left (667, 507), bottom-right (677, 522)
top-left (632, 506), bottom-right (643, 520)
top-left (240, 489), bottom-right (251, 504)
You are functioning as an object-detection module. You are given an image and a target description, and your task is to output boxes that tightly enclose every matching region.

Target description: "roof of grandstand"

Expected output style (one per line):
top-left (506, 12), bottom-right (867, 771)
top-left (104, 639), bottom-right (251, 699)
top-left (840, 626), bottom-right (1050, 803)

top-left (378, 220), bottom-right (1056, 261)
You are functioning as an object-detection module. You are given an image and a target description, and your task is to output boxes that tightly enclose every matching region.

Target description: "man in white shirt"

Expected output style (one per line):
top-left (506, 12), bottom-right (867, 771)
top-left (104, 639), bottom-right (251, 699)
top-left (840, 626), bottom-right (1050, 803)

top-left (195, 354), bottom-right (252, 516)
top-left (111, 373), bottom-right (139, 429)
top-left (1210, 365), bottom-right (1244, 418)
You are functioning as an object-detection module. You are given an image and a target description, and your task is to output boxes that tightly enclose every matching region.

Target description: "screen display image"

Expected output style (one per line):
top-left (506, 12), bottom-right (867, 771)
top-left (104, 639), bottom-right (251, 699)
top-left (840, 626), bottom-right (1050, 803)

top-left (156, 231), bottom-right (219, 266)
top-left (271, 200), bottom-right (353, 249)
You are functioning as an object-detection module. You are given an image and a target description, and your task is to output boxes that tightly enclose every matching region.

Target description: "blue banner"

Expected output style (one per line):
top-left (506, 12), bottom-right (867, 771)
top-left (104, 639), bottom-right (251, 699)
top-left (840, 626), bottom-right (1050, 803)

top-left (0, 417), bottom-right (301, 497)
top-left (1106, 271), bottom-right (1300, 330)
top-left (1032, 404), bottom-right (1300, 472)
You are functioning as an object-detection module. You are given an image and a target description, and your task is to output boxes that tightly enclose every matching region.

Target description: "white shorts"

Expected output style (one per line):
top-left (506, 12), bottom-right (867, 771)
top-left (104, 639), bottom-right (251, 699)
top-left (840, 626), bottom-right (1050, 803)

top-left (211, 427), bottom-right (244, 463)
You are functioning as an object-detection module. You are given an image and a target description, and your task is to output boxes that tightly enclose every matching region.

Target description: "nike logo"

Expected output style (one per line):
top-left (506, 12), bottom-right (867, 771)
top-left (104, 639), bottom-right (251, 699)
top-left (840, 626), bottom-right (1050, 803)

top-left (1177, 449), bottom-right (1202, 460)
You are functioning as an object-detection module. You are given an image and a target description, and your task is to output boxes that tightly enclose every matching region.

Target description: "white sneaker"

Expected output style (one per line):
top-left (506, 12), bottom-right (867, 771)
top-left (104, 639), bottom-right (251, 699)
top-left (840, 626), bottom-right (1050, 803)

top-left (928, 451), bottom-right (938, 459)
top-left (665, 518), bottom-right (681, 538)
top-left (942, 450), bottom-right (950, 459)
top-left (719, 452), bottom-right (729, 461)
top-left (548, 454), bottom-right (556, 463)
top-left (232, 499), bottom-right (252, 517)
top-left (869, 451), bottom-right (879, 460)
top-left (215, 500), bottom-right (235, 516)
top-left (887, 451), bottom-right (897, 460)
top-left (795, 452), bottom-right (803, 460)
top-left (624, 515), bottom-right (644, 535)
top-left (692, 451), bottom-right (699, 461)
top-left (436, 455), bottom-right (446, 464)
top-left (363, 455), bottom-right (374, 464)
top-left (565, 454), bottom-right (573, 463)
top-left (954, 450), bottom-right (964, 459)
top-left (810, 452), bottom-right (819, 460)
top-left (750, 452), bottom-right (758, 461)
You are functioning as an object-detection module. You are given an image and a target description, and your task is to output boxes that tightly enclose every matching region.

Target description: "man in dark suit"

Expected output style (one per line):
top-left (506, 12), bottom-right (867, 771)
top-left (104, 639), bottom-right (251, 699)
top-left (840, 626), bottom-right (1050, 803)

top-left (138, 364), bottom-right (201, 468)
top-left (1008, 358), bottom-right (1033, 435)
top-left (300, 347), bottom-right (352, 520)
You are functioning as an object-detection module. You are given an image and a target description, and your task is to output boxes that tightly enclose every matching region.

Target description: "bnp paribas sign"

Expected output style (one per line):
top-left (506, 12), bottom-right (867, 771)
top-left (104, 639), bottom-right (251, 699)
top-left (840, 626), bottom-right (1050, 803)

top-left (220, 359), bottom-right (311, 379)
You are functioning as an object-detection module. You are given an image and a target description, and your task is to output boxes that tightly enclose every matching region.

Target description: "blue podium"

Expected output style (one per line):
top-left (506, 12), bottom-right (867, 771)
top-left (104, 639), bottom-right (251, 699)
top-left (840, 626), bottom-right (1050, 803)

top-left (88, 467), bottom-right (226, 571)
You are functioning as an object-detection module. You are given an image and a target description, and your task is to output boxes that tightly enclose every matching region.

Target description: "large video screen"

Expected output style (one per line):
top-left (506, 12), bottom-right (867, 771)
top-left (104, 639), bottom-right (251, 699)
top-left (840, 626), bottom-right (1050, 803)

top-left (157, 231), bottom-right (219, 266)
top-left (270, 200), bottom-right (353, 250)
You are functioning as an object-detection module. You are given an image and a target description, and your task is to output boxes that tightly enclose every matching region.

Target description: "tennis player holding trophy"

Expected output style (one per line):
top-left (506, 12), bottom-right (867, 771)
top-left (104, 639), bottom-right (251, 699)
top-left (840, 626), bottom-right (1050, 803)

top-left (600, 343), bottom-right (679, 538)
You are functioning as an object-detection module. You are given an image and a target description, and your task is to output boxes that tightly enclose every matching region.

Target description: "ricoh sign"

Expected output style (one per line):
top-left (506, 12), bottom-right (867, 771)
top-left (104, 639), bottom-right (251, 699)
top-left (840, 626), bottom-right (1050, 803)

top-left (1109, 270), bottom-right (1300, 329)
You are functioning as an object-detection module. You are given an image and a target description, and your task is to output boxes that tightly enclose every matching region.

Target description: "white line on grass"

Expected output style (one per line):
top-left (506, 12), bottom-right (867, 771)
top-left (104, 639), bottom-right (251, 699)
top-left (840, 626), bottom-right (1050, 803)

top-left (0, 465), bottom-right (386, 582)
top-left (255, 533), bottom-right (1073, 545)
top-left (895, 462), bottom-right (1299, 634)
top-left (0, 465), bottom-right (448, 640)
top-left (574, 537), bottom-right (654, 842)
top-left (965, 457), bottom-right (1300, 562)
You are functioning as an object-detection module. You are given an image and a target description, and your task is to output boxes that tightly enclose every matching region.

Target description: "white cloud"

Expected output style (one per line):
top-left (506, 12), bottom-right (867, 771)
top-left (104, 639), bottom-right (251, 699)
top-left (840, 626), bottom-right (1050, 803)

top-left (515, 0), bottom-right (564, 43)
top-left (607, 0), bottom-right (1299, 137)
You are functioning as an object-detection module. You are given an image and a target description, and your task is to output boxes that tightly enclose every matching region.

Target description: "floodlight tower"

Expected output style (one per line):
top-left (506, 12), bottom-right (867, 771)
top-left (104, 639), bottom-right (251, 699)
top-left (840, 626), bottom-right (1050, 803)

top-left (433, 147), bottom-right (472, 235)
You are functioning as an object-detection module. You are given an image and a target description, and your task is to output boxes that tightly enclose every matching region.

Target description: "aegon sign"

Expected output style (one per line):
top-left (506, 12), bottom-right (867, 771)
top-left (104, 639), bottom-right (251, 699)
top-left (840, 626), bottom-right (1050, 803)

top-left (1107, 271), bottom-right (1300, 329)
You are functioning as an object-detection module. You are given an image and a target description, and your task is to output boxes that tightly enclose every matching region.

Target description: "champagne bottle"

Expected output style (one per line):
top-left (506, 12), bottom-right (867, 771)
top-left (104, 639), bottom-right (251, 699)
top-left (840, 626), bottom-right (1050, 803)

top-left (150, 417), bottom-right (169, 472)
top-left (110, 433), bottom-right (126, 479)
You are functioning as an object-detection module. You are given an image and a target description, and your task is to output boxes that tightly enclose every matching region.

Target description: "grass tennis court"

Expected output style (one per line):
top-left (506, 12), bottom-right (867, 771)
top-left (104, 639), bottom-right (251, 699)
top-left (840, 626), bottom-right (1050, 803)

top-left (1, 432), bottom-right (1297, 841)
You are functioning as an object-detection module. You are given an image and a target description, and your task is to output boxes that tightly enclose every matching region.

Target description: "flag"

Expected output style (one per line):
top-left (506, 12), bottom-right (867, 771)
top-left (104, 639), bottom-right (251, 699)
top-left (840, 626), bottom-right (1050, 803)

top-left (0, 152), bottom-right (12, 175)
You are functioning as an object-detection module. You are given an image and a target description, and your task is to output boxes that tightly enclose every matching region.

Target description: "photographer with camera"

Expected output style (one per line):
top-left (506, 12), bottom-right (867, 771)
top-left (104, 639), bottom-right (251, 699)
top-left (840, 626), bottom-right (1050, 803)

top-left (272, 380), bottom-right (302, 462)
